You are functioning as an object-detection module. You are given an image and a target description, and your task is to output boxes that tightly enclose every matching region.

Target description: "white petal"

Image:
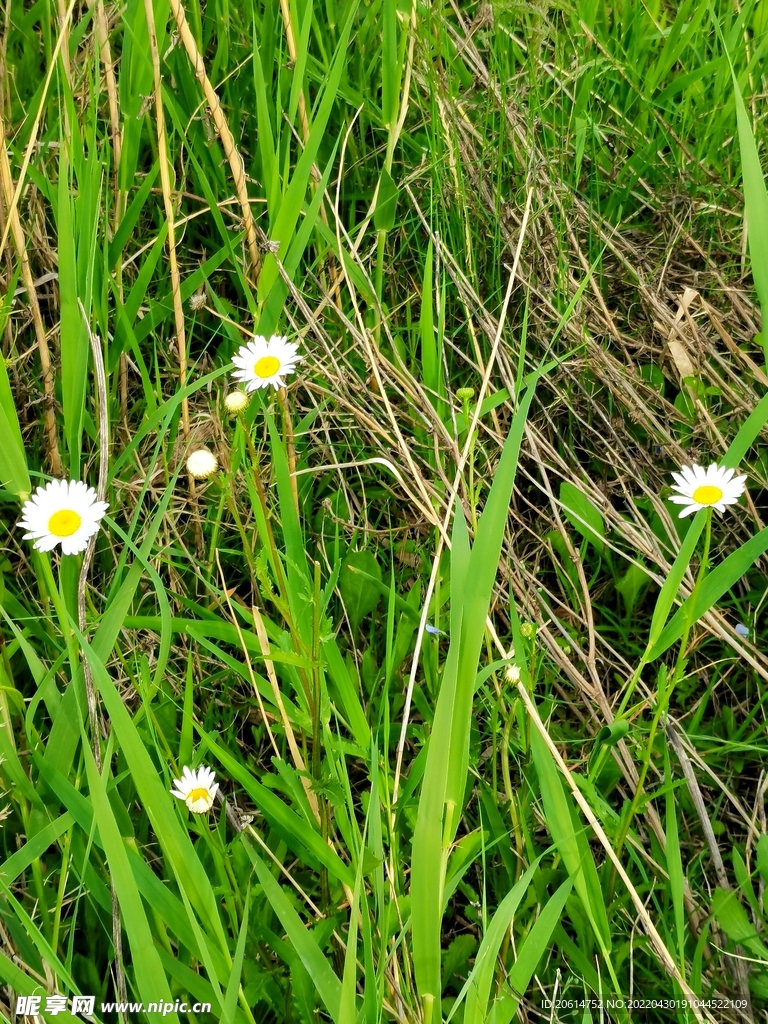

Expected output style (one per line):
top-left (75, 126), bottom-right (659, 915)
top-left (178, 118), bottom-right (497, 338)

top-left (60, 537), bottom-right (87, 556)
top-left (34, 535), bottom-right (60, 552)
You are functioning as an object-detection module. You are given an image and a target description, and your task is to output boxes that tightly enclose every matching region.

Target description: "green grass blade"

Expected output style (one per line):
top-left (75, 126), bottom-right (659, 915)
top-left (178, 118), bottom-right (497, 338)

top-left (0, 327), bottom-right (30, 495)
top-left (529, 725), bottom-right (611, 953)
top-left (663, 744), bottom-right (686, 971)
top-left (82, 742), bottom-right (179, 1023)
top-left (503, 878), bottom-right (575, 1016)
top-left (446, 379), bottom-right (539, 822)
top-left (221, 896), bottom-right (248, 1024)
top-left (256, 0), bottom-right (359, 304)
top-left (644, 514), bottom-right (706, 656)
top-left (77, 631), bottom-right (230, 954)
top-left (647, 523), bottom-right (768, 660)
top-left (244, 840), bottom-right (342, 1023)
top-left (197, 727), bottom-right (355, 888)
top-left (411, 506), bottom-right (467, 1006)
top-left (458, 859), bottom-right (541, 1024)
top-left (731, 65), bottom-right (768, 339)
top-left (724, 389), bottom-right (768, 467)
top-left (56, 147), bottom-right (89, 474)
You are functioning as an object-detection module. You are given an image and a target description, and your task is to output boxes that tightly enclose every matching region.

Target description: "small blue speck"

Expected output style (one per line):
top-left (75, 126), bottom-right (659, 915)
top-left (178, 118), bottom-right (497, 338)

top-left (425, 624), bottom-right (443, 636)
top-left (735, 623), bottom-right (750, 637)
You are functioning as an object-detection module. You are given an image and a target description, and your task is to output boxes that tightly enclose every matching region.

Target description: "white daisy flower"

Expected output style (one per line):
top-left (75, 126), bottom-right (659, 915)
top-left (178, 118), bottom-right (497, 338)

top-left (231, 335), bottom-right (301, 391)
top-left (668, 462), bottom-right (747, 518)
top-left (186, 449), bottom-right (218, 480)
top-left (224, 390), bottom-right (249, 414)
top-left (170, 765), bottom-right (219, 814)
top-left (18, 480), bottom-right (109, 555)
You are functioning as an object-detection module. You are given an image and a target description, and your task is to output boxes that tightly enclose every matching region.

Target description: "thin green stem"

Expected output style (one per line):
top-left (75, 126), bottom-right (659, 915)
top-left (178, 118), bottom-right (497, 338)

top-left (36, 552), bottom-right (79, 670)
top-left (242, 419), bottom-right (291, 608)
top-left (311, 560), bottom-right (322, 779)
top-left (611, 510), bottom-right (714, 877)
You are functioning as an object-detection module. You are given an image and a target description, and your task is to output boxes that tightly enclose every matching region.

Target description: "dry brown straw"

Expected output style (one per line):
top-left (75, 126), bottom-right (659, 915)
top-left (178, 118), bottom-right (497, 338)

top-left (0, 115), bottom-right (61, 476)
top-left (165, 0), bottom-right (262, 280)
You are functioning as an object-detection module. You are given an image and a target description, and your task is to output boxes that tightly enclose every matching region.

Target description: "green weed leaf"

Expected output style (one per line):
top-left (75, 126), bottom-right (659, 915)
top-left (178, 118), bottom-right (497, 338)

top-left (340, 550), bottom-right (383, 632)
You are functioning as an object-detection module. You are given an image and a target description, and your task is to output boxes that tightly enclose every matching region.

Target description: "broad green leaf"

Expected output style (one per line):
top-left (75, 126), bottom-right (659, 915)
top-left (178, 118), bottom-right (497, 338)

top-left (340, 550), bottom-right (382, 633)
top-left (373, 167), bottom-right (398, 232)
top-left (593, 719), bottom-right (630, 750)
top-left (560, 480), bottom-right (605, 552)
top-left (57, 145), bottom-right (91, 475)
top-left (413, 373), bottom-right (541, 1006)
top-left (615, 561), bottom-right (650, 616)
top-left (724, 389), bottom-right (768, 468)
top-left (712, 887), bottom-right (768, 959)
top-left (411, 506), bottom-right (467, 1003)
top-left (757, 834), bottom-right (768, 883)
top-left (322, 636), bottom-right (370, 748)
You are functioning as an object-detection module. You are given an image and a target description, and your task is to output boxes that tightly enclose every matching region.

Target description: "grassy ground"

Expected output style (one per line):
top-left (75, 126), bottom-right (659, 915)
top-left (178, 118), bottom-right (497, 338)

top-left (2, 0), bottom-right (768, 1021)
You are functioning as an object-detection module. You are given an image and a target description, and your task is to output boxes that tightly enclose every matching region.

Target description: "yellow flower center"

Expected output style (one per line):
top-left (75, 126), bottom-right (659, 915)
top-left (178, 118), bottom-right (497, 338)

top-left (187, 787), bottom-right (210, 804)
top-left (692, 484), bottom-right (724, 506)
top-left (48, 509), bottom-right (82, 537)
top-left (254, 355), bottom-right (281, 378)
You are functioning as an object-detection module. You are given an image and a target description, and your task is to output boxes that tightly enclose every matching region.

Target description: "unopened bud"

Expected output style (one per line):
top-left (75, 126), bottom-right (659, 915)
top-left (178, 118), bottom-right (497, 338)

top-left (186, 449), bottom-right (218, 480)
top-left (224, 391), bottom-right (249, 414)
